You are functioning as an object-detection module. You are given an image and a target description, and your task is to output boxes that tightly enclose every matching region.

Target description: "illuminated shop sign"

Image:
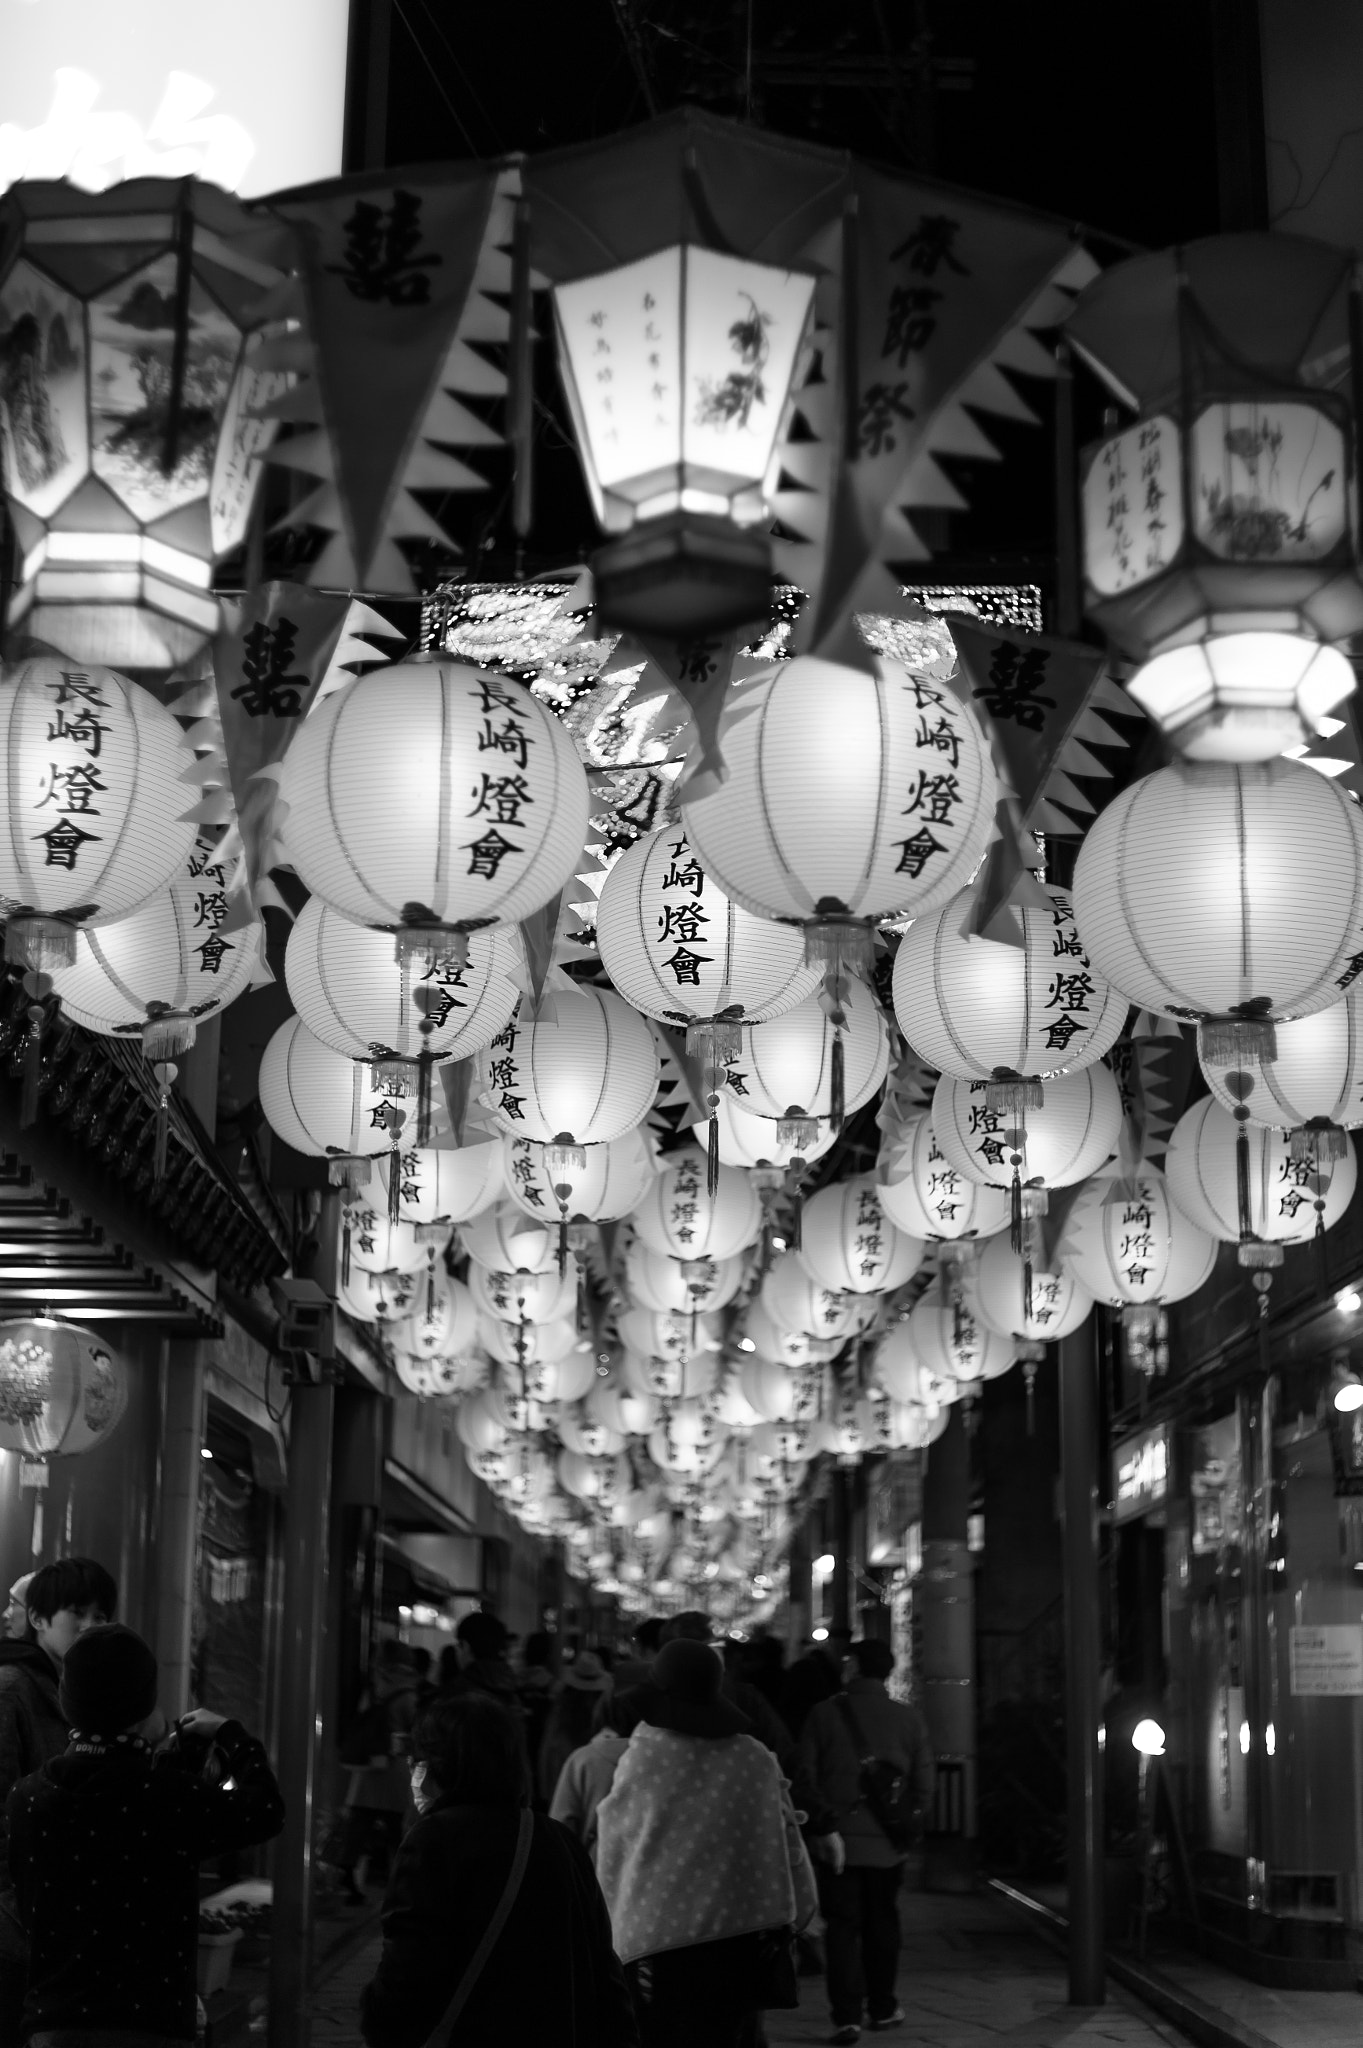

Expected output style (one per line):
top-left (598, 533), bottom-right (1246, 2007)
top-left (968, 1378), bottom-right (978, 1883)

top-left (1112, 1423), bottom-right (1170, 1523)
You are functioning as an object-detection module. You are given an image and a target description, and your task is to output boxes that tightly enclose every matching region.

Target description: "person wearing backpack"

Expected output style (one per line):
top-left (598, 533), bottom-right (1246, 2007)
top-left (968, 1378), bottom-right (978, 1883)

top-left (799, 1639), bottom-right (934, 2045)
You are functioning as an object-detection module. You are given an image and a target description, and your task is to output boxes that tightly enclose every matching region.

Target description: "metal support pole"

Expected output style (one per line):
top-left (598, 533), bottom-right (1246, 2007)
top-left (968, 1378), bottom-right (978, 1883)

top-left (266, 1377), bottom-right (334, 2048)
top-left (154, 1339), bottom-right (205, 1720)
top-left (1060, 1324), bottom-right (1105, 2005)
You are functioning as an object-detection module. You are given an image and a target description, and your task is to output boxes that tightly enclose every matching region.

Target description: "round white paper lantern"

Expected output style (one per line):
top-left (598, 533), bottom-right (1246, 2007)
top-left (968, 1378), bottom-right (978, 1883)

top-left (596, 822), bottom-right (820, 1049)
top-left (932, 1065), bottom-right (1123, 1193)
top-left (0, 658), bottom-right (199, 969)
top-left (285, 898), bottom-right (522, 1065)
top-left (616, 1306), bottom-right (720, 1365)
top-left (479, 1316), bottom-right (580, 1368)
top-left (1061, 1167), bottom-right (1217, 1311)
top-left (260, 1017), bottom-right (406, 1180)
top-left (738, 1357), bottom-right (804, 1422)
top-left (48, 836), bottom-right (262, 1056)
top-left (621, 1348), bottom-right (719, 1401)
top-left (908, 1297), bottom-right (1016, 1386)
top-left (587, 1380), bottom-right (659, 1437)
top-left (968, 1233), bottom-right (1094, 1344)
top-left (725, 978), bottom-right (889, 1131)
top-left (760, 1254), bottom-right (862, 1340)
top-left (796, 1175), bottom-right (925, 1295)
top-left (467, 1263), bottom-right (576, 1325)
top-left (519, 1347), bottom-right (596, 1405)
top-left (1198, 993), bottom-right (1363, 1154)
top-left (455, 1390), bottom-right (508, 1455)
top-left (623, 1240), bottom-right (746, 1314)
top-left (870, 1323), bottom-right (939, 1405)
top-left (708, 1378), bottom-right (765, 1431)
top-left (388, 1271), bottom-right (478, 1360)
top-left (680, 654), bottom-right (997, 954)
top-left (878, 1113), bottom-right (1011, 1241)
top-left (377, 1142), bottom-right (503, 1225)
top-left (631, 1145), bottom-right (762, 1262)
top-left (476, 988), bottom-right (660, 1145)
top-left (392, 1355), bottom-right (474, 1399)
top-left (502, 1128), bottom-right (656, 1224)
top-left (892, 879), bottom-right (1126, 1085)
top-left (558, 1407), bottom-right (627, 1458)
top-left (276, 658), bottom-right (591, 952)
top-left (337, 1265), bottom-right (418, 1324)
top-left (689, 1095), bottom-right (838, 1173)
top-left (461, 1201), bottom-right (562, 1275)
top-left (1166, 1096), bottom-right (1357, 1248)
top-left (1073, 757), bottom-right (1363, 1047)
top-left (744, 1300), bottom-right (841, 1368)
top-left (341, 1200), bottom-right (443, 1276)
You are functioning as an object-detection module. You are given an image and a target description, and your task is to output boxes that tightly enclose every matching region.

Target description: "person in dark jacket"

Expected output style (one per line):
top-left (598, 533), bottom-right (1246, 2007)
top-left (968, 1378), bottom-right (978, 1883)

top-left (8, 1623), bottom-right (284, 2045)
top-left (360, 1690), bottom-right (637, 2048)
top-left (0, 1556), bottom-right (116, 2044)
top-left (800, 1639), bottom-right (935, 2044)
top-left (780, 1629), bottom-right (851, 1738)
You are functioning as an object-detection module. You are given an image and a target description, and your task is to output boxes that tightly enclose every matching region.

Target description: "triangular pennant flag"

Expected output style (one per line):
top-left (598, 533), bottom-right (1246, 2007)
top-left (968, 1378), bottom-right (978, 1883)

top-left (636, 628), bottom-right (748, 799)
top-left (212, 582), bottom-right (356, 911)
top-left (965, 797), bottom-right (1052, 947)
top-left (518, 890), bottom-right (566, 1023)
top-left (948, 617), bottom-right (1108, 825)
top-left (266, 166), bottom-right (500, 593)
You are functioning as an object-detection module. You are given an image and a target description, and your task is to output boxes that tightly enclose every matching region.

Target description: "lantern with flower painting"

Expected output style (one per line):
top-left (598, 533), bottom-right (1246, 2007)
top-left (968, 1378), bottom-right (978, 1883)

top-left (1070, 235), bottom-right (1363, 761)
top-left (0, 179), bottom-right (287, 670)
top-left (0, 1318), bottom-right (127, 1465)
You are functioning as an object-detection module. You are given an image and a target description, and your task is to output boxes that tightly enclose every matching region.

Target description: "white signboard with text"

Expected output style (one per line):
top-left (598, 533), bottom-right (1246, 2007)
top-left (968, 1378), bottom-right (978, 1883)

top-left (0, 0), bottom-right (349, 196)
top-left (1289, 1625), bottom-right (1363, 1697)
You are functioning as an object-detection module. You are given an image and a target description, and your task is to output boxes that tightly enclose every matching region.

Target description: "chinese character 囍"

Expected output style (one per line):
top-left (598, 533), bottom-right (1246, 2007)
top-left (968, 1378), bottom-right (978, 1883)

top-left (973, 644), bottom-right (1057, 731)
top-left (231, 619), bottom-right (309, 718)
top-left (325, 190), bottom-right (442, 306)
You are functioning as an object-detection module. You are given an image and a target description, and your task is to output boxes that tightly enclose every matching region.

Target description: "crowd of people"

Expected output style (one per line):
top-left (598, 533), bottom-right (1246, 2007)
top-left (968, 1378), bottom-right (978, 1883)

top-left (0, 1559), bottom-right (934, 2047)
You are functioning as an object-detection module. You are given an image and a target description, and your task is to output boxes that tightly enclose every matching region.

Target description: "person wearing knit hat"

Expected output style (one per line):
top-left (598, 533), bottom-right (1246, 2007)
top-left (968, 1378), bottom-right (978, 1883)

top-left (596, 1637), bottom-right (818, 2047)
top-left (7, 1627), bottom-right (284, 2045)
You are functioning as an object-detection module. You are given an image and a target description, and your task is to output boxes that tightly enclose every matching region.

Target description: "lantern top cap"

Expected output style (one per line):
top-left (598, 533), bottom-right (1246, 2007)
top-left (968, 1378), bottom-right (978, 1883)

top-left (1066, 231), bottom-right (1356, 412)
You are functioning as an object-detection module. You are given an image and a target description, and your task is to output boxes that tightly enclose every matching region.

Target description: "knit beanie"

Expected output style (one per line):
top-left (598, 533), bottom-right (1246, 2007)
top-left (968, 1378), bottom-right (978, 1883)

top-left (59, 1624), bottom-right (158, 1735)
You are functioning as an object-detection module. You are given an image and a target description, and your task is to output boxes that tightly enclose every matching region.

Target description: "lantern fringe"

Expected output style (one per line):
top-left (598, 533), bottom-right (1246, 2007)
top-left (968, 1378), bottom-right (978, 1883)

top-left (802, 913), bottom-right (875, 979)
top-left (1237, 1238), bottom-right (1283, 1270)
top-left (1020, 1187), bottom-right (1049, 1219)
top-left (687, 1015), bottom-right (744, 1074)
top-left (5, 917), bottom-right (77, 973)
top-left (414, 1222), bottom-right (447, 1245)
top-left (546, 1135), bottom-right (587, 1187)
top-left (777, 1108), bottom-right (819, 1152)
top-left (371, 1056), bottom-right (417, 1098)
top-left (1202, 1014), bottom-right (1278, 1065)
top-left (152, 1060), bottom-right (177, 1182)
top-left (1292, 1118), bottom-right (1347, 1164)
top-left (985, 1068), bottom-right (1044, 1117)
top-left (328, 1155), bottom-right (371, 1192)
top-left (141, 1010), bottom-right (196, 1061)
top-left (395, 924), bottom-right (469, 975)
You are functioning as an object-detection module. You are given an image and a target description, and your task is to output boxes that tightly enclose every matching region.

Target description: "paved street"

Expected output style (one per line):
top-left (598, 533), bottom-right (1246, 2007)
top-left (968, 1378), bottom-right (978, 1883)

top-left (307, 1888), bottom-right (1194, 2047)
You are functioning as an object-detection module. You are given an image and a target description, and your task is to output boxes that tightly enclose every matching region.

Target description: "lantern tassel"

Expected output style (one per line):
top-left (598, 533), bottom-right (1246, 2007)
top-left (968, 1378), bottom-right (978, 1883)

top-left (1023, 1358), bottom-right (1037, 1437)
top-left (831, 1027), bottom-right (846, 1135)
top-left (152, 1061), bottom-right (176, 1182)
top-left (1023, 1254), bottom-right (1034, 1329)
top-left (341, 1220), bottom-right (352, 1289)
top-left (427, 1261), bottom-right (437, 1319)
top-left (707, 1109), bottom-right (720, 1198)
top-left (791, 1189), bottom-right (803, 1254)
top-left (1234, 1115), bottom-right (1253, 1243)
top-left (1010, 1166), bottom-right (1023, 1255)
top-left (19, 972), bottom-right (49, 1129)
top-left (558, 1217), bottom-right (568, 1279)
top-left (388, 1148), bottom-right (401, 1225)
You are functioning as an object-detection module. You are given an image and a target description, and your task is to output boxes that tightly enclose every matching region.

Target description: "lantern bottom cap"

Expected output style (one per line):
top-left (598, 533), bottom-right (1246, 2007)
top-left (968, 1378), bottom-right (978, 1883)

top-left (592, 513), bottom-right (772, 639)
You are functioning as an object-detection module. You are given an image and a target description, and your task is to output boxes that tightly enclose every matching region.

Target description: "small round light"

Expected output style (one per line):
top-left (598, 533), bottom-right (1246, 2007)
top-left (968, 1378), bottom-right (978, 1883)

top-left (200, 1446), bottom-right (213, 1460)
top-left (1239, 1721), bottom-right (1252, 1756)
top-left (1131, 1717), bottom-right (1166, 1757)
top-left (811, 1626), bottom-right (829, 1642)
top-left (737, 1337), bottom-right (757, 1353)
top-left (1265, 1722), bottom-right (1276, 1757)
top-left (1338, 1288), bottom-right (1362, 1315)
top-left (1334, 1377), bottom-right (1363, 1413)
top-left (814, 1552), bottom-right (836, 1575)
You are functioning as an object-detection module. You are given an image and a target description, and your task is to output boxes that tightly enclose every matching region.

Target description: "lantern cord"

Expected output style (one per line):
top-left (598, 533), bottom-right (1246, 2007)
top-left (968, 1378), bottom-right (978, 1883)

top-left (707, 1110), bottom-right (721, 1199)
top-left (1024, 1359), bottom-right (1037, 1438)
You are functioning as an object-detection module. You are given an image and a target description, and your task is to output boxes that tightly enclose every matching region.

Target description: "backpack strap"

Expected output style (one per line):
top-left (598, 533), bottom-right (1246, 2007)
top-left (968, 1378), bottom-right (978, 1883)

top-left (424, 1807), bottom-right (533, 2045)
